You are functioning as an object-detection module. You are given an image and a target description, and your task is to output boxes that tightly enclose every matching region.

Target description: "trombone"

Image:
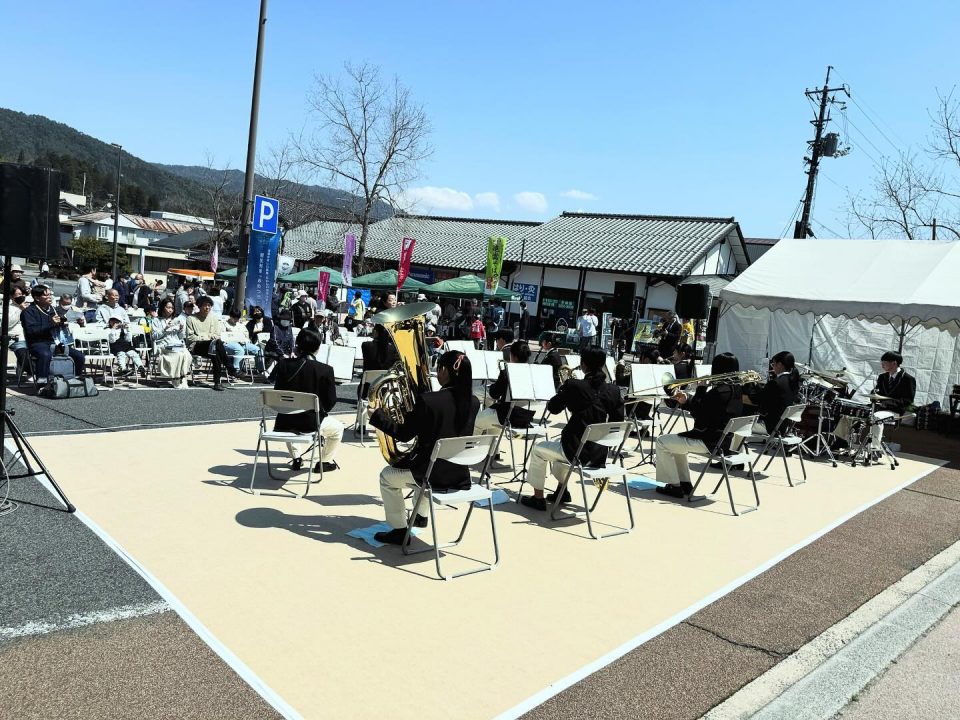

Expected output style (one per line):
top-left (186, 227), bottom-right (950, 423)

top-left (632, 369), bottom-right (763, 397)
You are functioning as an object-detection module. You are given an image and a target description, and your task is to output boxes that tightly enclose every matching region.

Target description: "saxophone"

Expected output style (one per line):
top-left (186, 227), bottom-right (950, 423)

top-left (367, 302), bottom-right (437, 466)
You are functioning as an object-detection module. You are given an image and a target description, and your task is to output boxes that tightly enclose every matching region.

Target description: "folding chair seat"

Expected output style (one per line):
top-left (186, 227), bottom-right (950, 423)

top-left (402, 435), bottom-right (499, 580)
top-left (688, 414), bottom-right (761, 516)
top-left (753, 403), bottom-right (808, 487)
top-left (546, 421), bottom-right (635, 540)
top-left (73, 328), bottom-right (116, 388)
top-left (250, 390), bottom-right (323, 498)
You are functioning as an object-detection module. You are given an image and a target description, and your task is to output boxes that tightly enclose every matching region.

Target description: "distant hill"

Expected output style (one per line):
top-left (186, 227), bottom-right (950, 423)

top-left (0, 107), bottom-right (392, 223)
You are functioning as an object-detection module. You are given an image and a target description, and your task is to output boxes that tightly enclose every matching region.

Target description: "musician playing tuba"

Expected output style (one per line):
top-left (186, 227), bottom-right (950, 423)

top-left (655, 352), bottom-right (746, 498)
top-left (367, 350), bottom-right (480, 546)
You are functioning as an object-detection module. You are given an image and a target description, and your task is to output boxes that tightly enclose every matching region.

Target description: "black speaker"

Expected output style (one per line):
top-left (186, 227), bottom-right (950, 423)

top-left (675, 283), bottom-right (710, 319)
top-left (0, 163), bottom-right (62, 259)
top-left (612, 281), bottom-right (635, 318)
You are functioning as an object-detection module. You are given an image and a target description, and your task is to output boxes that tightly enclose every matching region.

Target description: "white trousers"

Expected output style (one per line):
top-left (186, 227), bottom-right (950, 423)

top-left (473, 408), bottom-right (503, 454)
top-left (379, 467), bottom-right (430, 529)
top-left (526, 440), bottom-right (570, 492)
top-left (285, 416), bottom-right (344, 462)
top-left (116, 350), bottom-right (143, 370)
top-left (655, 434), bottom-right (710, 487)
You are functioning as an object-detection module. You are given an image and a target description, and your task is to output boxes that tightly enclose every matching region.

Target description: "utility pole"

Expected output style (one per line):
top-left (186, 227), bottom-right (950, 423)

top-left (110, 143), bottom-right (122, 278)
top-left (795, 66), bottom-right (850, 239)
top-left (233, 0), bottom-right (268, 314)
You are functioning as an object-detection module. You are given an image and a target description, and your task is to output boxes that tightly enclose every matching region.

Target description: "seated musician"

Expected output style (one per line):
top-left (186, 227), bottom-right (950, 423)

top-left (835, 351), bottom-right (916, 455)
top-left (538, 333), bottom-right (563, 389)
top-left (671, 343), bottom-right (695, 381)
top-left (654, 352), bottom-right (745, 498)
top-left (367, 350), bottom-right (480, 545)
top-left (520, 348), bottom-right (625, 511)
top-left (747, 350), bottom-right (801, 433)
top-left (358, 324), bottom-right (398, 400)
top-left (494, 329), bottom-right (515, 363)
top-left (273, 330), bottom-right (344, 473)
top-left (474, 341), bottom-right (535, 442)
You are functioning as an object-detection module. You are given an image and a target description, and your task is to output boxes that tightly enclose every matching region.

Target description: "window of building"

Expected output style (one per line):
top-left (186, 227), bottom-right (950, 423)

top-left (97, 225), bottom-right (109, 239)
top-left (144, 256), bottom-right (179, 273)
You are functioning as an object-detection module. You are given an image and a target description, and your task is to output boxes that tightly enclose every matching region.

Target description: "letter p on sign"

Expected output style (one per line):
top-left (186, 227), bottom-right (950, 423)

top-left (252, 195), bottom-right (280, 234)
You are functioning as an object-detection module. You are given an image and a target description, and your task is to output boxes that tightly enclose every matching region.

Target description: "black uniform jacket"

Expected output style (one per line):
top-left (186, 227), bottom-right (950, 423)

top-left (488, 367), bottom-right (535, 428)
top-left (370, 388), bottom-right (481, 491)
top-left (755, 373), bottom-right (799, 433)
top-left (272, 357), bottom-right (337, 434)
top-left (539, 348), bottom-right (563, 389)
top-left (547, 377), bottom-right (625, 467)
top-left (876, 370), bottom-right (916, 413)
top-left (680, 383), bottom-right (744, 450)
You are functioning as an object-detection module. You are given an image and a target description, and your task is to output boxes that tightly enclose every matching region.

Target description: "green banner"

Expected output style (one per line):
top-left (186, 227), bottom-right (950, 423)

top-left (483, 235), bottom-right (507, 296)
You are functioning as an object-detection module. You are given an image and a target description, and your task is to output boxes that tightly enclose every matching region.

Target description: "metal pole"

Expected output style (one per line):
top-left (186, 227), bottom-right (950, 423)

top-left (932, 217), bottom-right (937, 242)
top-left (110, 143), bottom-right (122, 278)
top-left (233, 0), bottom-right (269, 314)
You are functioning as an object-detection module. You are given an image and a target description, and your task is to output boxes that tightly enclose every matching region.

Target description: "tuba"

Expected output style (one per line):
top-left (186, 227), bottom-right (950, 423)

top-left (367, 302), bottom-right (437, 466)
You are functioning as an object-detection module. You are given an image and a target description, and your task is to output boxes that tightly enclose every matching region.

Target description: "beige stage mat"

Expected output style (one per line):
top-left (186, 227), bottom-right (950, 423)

top-left (29, 418), bottom-right (942, 720)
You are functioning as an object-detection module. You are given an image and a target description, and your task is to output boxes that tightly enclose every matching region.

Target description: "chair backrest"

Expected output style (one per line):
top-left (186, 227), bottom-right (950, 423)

top-left (256, 332), bottom-right (271, 344)
top-left (780, 403), bottom-right (807, 426)
top-left (429, 435), bottom-right (496, 466)
top-left (260, 389), bottom-right (319, 415)
top-left (579, 421), bottom-right (633, 449)
top-left (722, 414), bottom-right (760, 442)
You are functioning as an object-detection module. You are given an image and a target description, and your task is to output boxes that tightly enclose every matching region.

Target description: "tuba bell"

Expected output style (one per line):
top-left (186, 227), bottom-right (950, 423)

top-left (367, 302), bottom-right (438, 466)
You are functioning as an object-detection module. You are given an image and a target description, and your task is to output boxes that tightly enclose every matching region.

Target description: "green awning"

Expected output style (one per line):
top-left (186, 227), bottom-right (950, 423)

top-left (278, 266), bottom-right (344, 285)
top-left (214, 267), bottom-right (237, 279)
top-left (422, 274), bottom-right (519, 300)
top-left (351, 269), bottom-right (427, 291)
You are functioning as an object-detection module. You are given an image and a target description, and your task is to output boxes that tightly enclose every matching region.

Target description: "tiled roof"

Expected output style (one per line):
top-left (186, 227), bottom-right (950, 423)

top-left (282, 215), bottom-right (541, 269)
top-left (514, 212), bottom-right (748, 275)
top-left (70, 211), bottom-right (203, 235)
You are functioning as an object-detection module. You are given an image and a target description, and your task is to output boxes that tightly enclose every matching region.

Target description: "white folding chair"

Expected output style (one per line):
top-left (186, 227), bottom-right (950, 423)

top-left (73, 326), bottom-right (117, 388)
top-left (354, 369), bottom-right (389, 445)
top-left (688, 414), bottom-right (761, 516)
top-left (402, 434), bottom-right (499, 580)
top-left (250, 390), bottom-right (323, 498)
top-left (547, 421), bottom-right (635, 540)
top-left (753, 403), bottom-right (808, 487)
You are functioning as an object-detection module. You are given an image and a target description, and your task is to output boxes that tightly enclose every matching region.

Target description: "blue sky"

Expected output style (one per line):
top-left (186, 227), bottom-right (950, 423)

top-left (2, 1), bottom-right (959, 237)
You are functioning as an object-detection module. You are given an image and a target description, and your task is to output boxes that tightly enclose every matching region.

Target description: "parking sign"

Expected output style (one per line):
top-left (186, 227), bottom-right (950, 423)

top-left (252, 195), bottom-right (280, 234)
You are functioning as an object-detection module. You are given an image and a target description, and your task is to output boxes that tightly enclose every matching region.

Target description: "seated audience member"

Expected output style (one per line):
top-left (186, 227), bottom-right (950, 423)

top-left (105, 317), bottom-right (146, 377)
top-left (266, 309), bottom-right (295, 371)
top-left (151, 297), bottom-right (192, 388)
top-left (246, 305), bottom-right (273, 343)
top-left (22, 285), bottom-right (85, 380)
top-left (654, 352), bottom-right (745, 498)
top-left (520, 348), bottom-right (624, 510)
top-left (178, 300), bottom-right (196, 324)
top-left (7, 286), bottom-right (29, 371)
top-left (185, 295), bottom-right (232, 391)
top-left (221, 308), bottom-right (264, 375)
top-left (272, 330), bottom-right (343, 473)
top-left (367, 350), bottom-right (480, 545)
top-left (96, 289), bottom-right (130, 326)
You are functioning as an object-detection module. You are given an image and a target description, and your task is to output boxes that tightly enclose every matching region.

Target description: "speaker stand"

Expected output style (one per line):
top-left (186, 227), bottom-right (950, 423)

top-left (0, 255), bottom-right (74, 515)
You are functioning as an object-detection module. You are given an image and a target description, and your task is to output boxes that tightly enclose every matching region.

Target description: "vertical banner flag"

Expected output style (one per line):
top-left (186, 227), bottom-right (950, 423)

top-left (342, 233), bottom-right (356, 287)
top-left (397, 236), bottom-right (416, 291)
top-left (276, 255), bottom-right (295, 278)
top-left (245, 229), bottom-right (281, 318)
top-left (210, 241), bottom-right (219, 273)
top-left (484, 235), bottom-right (507, 296)
top-left (317, 270), bottom-right (331, 304)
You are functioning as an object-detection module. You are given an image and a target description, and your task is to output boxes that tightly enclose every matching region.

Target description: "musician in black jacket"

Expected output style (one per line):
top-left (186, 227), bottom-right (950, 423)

top-left (538, 333), bottom-right (563, 389)
top-left (273, 330), bottom-right (343, 473)
top-left (358, 324), bottom-right (398, 400)
top-left (520, 348), bottom-right (624, 511)
top-left (656, 311), bottom-right (682, 358)
top-left (474, 341), bottom-right (535, 444)
top-left (875, 351), bottom-right (916, 413)
top-left (749, 350), bottom-right (801, 433)
top-left (369, 350), bottom-right (481, 545)
top-left (655, 352), bottom-right (744, 498)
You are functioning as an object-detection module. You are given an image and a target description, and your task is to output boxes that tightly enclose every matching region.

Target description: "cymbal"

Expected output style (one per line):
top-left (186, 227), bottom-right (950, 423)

top-left (869, 393), bottom-right (893, 402)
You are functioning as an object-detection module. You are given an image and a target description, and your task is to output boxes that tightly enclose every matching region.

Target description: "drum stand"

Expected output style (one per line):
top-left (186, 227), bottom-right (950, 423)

top-left (799, 400), bottom-right (838, 467)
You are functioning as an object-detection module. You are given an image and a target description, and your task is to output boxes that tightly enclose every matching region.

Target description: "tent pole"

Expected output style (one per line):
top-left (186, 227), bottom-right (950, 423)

top-left (808, 314), bottom-right (821, 365)
top-left (898, 319), bottom-right (906, 353)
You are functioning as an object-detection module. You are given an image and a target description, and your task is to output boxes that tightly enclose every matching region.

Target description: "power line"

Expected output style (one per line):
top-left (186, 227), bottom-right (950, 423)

top-left (832, 67), bottom-right (908, 148)
top-left (843, 114), bottom-right (889, 160)
top-left (812, 218), bottom-right (845, 238)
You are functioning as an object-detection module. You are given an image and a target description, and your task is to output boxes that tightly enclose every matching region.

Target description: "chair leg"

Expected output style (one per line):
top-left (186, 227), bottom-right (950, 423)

top-left (721, 464), bottom-right (738, 517)
top-left (781, 443), bottom-right (794, 487)
top-left (797, 442), bottom-right (807, 482)
top-left (251, 438), bottom-right (263, 494)
top-left (549, 467), bottom-right (576, 521)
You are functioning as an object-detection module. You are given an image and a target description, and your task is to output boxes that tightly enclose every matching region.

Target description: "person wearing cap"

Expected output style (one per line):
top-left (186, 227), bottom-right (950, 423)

top-left (221, 309), bottom-right (264, 376)
top-left (7, 265), bottom-right (28, 296)
top-left (292, 291), bottom-right (313, 329)
top-left (185, 295), bottom-right (232, 390)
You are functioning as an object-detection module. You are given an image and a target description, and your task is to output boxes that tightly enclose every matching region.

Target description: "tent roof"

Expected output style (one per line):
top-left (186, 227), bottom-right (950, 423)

top-left (351, 269), bottom-right (427, 291)
top-left (423, 274), bottom-right (520, 300)
top-left (278, 266), bottom-right (344, 285)
top-left (720, 238), bottom-right (960, 330)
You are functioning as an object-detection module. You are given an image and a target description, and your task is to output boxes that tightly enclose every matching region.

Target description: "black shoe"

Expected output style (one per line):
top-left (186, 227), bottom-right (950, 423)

top-left (655, 482), bottom-right (693, 498)
top-left (519, 495), bottom-right (547, 511)
top-left (313, 461), bottom-right (339, 473)
top-left (374, 528), bottom-right (410, 546)
top-left (547, 488), bottom-right (571, 504)
top-left (290, 458), bottom-right (303, 471)
top-left (213, 383), bottom-right (225, 391)
top-left (413, 514), bottom-right (428, 528)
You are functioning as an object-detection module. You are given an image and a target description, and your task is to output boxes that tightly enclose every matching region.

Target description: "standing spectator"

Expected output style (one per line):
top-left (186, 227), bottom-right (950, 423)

top-left (174, 279), bottom-right (189, 316)
top-left (351, 290), bottom-right (366, 319)
top-left (209, 284), bottom-right (228, 316)
top-left (292, 291), bottom-right (313, 328)
top-left (518, 301), bottom-right (530, 341)
top-left (577, 308), bottom-right (598, 351)
top-left (74, 264), bottom-right (100, 310)
top-left (150, 280), bottom-right (165, 308)
top-left (39, 260), bottom-right (50, 279)
top-left (305, 288), bottom-right (318, 316)
top-left (185, 296), bottom-right (232, 390)
top-left (22, 285), bottom-right (85, 380)
top-left (469, 313), bottom-right (486, 349)
top-left (7, 265), bottom-right (28, 296)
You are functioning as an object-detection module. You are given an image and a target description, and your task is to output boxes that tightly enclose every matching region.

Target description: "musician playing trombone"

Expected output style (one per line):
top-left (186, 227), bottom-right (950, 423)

top-left (519, 348), bottom-right (624, 511)
top-left (655, 352), bottom-right (745, 498)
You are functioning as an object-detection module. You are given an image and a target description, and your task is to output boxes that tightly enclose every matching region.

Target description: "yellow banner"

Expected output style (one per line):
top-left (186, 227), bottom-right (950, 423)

top-left (484, 235), bottom-right (507, 296)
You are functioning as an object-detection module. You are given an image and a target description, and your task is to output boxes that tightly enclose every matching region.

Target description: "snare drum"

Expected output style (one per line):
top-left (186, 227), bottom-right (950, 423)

top-left (831, 398), bottom-right (872, 420)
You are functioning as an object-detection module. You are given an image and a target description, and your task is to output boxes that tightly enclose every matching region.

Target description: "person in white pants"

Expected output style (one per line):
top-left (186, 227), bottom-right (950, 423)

top-left (286, 416), bottom-right (344, 468)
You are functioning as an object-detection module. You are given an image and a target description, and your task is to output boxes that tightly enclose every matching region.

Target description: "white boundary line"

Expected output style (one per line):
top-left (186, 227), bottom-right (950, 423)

top-left (6, 439), bottom-right (302, 720)
top-left (495, 458), bottom-right (947, 720)
top-left (1, 600), bottom-right (169, 640)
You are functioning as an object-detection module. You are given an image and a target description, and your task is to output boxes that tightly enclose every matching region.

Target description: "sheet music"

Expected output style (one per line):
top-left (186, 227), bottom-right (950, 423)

top-left (562, 353), bottom-right (582, 369)
top-left (630, 364), bottom-right (667, 397)
top-left (444, 340), bottom-right (474, 354)
top-left (695, 364), bottom-right (712, 379)
top-left (604, 356), bottom-right (617, 382)
top-left (315, 345), bottom-right (356, 382)
top-left (465, 350), bottom-right (501, 381)
top-left (507, 364), bottom-right (556, 401)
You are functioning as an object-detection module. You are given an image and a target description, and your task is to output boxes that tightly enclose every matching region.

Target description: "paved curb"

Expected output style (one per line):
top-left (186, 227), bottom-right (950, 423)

top-left (703, 538), bottom-right (960, 720)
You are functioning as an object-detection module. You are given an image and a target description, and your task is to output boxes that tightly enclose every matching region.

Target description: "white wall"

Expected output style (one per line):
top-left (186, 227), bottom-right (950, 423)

top-left (645, 282), bottom-right (676, 317)
top-left (508, 265), bottom-right (544, 313)
top-left (688, 240), bottom-right (733, 276)
top-left (544, 267), bottom-right (579, 289)
top-left (583, 270), bottom-right (647, 296)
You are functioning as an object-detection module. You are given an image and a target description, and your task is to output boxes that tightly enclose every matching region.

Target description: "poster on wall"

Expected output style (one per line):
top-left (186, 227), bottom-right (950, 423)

top-left (601, 312), bottom-right (614, 353)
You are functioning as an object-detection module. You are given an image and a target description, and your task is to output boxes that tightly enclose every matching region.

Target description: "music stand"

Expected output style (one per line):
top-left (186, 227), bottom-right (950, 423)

top-left (0, 255), bottom-right (75, 516)
top-left (497, 364), bottom-right (554, 484)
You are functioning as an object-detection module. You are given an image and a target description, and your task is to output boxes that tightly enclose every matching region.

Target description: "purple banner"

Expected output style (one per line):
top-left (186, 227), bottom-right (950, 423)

top-left (342, 233), bottom-right (356, 287)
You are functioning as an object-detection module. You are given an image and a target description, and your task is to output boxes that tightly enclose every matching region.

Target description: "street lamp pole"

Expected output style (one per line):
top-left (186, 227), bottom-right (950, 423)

top-left (110, 143), bottom-right (122, 279)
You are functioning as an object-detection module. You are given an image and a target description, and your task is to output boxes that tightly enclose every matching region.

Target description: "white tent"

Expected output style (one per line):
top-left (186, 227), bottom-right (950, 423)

top-left (717, 238), bottom-right (960, 406)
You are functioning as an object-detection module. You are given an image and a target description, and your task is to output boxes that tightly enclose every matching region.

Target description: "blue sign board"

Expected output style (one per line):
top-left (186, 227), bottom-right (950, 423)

top-left (252, 195), bottom-right (280, 234)
top-left (408, 267), bottom-right (435, 284)
top-left (512, 282), bottom-right (538, 302)
top-left (246, 229), bottom-right (281, 318)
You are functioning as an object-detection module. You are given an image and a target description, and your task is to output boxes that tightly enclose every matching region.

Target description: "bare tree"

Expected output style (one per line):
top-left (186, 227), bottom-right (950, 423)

top-left (255, 141), bottom-right (316, 232)
top-left (295, 62), bottom-right (432, 272)
top-left (846, 91), bottom-right (960, 240)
